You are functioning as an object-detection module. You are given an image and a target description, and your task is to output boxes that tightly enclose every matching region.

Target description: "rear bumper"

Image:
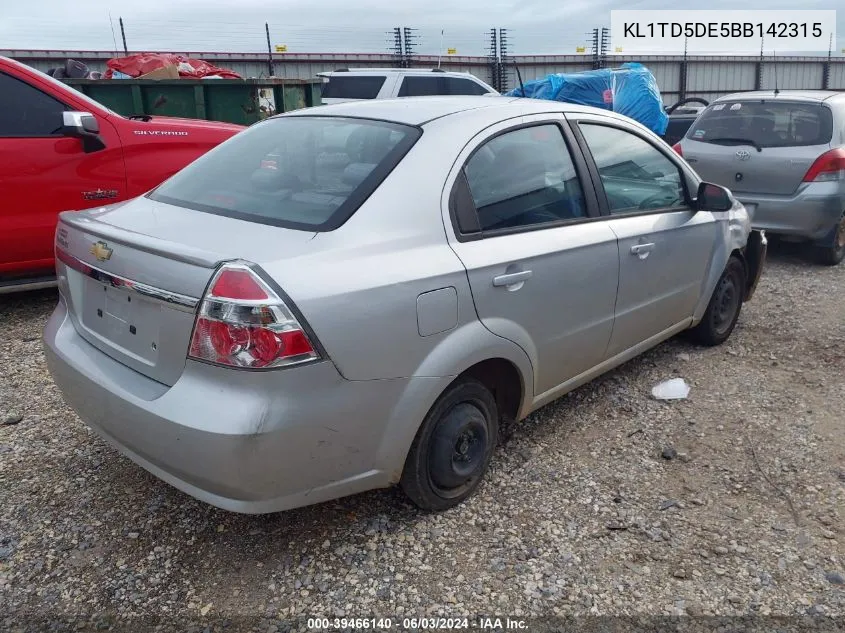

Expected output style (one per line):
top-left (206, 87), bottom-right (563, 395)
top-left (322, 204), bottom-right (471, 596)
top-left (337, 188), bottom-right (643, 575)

top-left (737, 182), bottom-right (845, 242)
top-left (43, 297), bottom-right (433, 514)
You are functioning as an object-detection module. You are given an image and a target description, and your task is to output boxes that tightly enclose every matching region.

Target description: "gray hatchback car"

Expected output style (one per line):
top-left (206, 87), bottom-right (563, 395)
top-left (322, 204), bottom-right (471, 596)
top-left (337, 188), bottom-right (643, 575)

top-left (675, 91), bottom-right (845, 265)
top-left (44, 96), bottom-right (766, 514)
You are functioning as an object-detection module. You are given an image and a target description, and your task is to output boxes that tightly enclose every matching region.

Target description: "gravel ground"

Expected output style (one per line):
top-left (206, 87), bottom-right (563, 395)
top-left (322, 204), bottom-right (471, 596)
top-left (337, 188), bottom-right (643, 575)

top-left (1, 242), bottom-right (844, 633)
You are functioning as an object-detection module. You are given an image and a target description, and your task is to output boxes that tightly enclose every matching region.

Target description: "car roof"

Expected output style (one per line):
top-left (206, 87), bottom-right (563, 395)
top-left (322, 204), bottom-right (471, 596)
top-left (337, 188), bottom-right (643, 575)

top-left (284, 95), bottom-right (632, 127)
top-left (713, 90), bottom-right (844, 104)
top-left (319, 68), bottom-right (476, 76)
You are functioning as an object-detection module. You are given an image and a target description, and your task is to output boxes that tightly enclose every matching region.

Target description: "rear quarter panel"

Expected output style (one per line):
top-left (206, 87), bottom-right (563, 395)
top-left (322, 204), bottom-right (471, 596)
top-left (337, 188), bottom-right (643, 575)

top-left (259, 117), bottom-right (534, 385)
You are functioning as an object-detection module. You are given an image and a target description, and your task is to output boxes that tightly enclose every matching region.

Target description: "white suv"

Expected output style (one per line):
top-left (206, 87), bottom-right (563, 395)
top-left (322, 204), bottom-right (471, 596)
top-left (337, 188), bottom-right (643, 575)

top-left (317, 68), bottom-right (498, 104)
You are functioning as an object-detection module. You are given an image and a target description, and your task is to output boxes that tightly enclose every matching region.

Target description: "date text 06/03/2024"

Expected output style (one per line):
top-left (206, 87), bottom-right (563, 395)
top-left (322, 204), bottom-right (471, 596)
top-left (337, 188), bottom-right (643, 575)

top-left (306, 617), bottom-right (528, 630)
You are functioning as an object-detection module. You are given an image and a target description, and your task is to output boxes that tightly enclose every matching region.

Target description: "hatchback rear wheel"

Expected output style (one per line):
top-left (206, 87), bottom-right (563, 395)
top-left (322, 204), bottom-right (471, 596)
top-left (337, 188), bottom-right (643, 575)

top-left (688, 256), bottom-right (746, 346)
top-left (401, 378), bottom-right (498, 511)
top-left (815, 211), bottom-right (845, 266)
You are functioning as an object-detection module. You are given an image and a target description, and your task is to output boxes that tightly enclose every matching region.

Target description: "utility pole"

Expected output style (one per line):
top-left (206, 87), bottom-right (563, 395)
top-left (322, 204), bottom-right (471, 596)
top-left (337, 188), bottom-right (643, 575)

top-left (823, 33), bottom-right (832, 89)
top-left (390, 27), bottom-right (403, 67)
top-left (498, 28), bottom-right (509, 92)
top-left (488, 28), bottom-right (499, 91)
top-left (119, 17), bottom-right (128, 53)
top-left (265, 23), bottom-right (274, 76)
top-left (599, 27), bottom-right (609, 68)
top-left (590, 28), bottom-right (600, 69)
top-left (402, 27), bottom-right (418, 68)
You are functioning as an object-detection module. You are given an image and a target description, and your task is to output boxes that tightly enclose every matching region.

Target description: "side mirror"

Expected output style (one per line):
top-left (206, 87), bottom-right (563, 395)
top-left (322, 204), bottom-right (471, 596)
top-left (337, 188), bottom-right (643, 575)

top-left (62, 111), bottom-right (106, 153)
top-left (696, 181), bottom-right (733, 212)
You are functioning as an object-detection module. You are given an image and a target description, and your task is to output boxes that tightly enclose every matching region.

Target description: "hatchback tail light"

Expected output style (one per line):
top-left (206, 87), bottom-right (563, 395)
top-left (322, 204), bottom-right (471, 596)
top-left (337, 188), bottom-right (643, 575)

top-left (188, 262), bottom-right (320, 369)
top-left (803, 148), bottom-right (845, 183)
top-left (671, 142), bottom-right (683, 157)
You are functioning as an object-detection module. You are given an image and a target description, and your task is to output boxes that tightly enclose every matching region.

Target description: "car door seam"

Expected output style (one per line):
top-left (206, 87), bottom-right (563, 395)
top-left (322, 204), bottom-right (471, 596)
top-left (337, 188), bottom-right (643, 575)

top-left (603, 222), bottom-right (623, 361)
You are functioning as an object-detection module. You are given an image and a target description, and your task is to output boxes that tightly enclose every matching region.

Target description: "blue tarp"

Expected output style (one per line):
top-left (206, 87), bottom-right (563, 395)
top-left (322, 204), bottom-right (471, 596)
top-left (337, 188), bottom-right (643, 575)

top-left (506, 62), bottom-right (669, 136)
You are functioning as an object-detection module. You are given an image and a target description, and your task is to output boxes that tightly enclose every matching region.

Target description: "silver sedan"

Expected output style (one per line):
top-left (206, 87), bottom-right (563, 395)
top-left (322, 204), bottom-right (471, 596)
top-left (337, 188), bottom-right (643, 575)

top-left (43, 96), bottom-right (766, 514)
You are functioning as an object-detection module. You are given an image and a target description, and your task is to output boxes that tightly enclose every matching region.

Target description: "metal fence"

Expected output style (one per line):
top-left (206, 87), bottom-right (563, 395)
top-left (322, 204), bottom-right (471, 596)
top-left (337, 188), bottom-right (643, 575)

top-left (6, 49), bottom-right (844, 106)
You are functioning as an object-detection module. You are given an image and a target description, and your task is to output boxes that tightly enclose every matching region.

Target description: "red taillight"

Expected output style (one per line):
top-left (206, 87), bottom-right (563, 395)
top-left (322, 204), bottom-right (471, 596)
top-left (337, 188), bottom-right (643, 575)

top-left (672, 142), bottom-right (683, 157)
top-left (252, 327), bottom-right (283, 364)
top-left (803, 148), bottom-right (845, 183)
top-left (209, 268), bottom-right (269, 300)
top-left (208, 320), bottom-right (250, 357)
top-left (189, 262), bottom-right (320, 370)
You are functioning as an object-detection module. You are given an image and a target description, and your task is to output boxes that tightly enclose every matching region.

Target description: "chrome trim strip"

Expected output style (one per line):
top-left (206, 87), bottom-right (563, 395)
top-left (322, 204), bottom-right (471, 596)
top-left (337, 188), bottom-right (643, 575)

top-left (58, 250), bottom-right (200, 313)
top-left (59, 212), bottom-right (223, 268)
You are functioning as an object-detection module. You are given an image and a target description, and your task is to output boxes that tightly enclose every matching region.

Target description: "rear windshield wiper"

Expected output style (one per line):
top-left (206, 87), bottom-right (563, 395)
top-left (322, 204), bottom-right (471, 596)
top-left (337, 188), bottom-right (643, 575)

top-left (705, 137), bottom-right (763, 152)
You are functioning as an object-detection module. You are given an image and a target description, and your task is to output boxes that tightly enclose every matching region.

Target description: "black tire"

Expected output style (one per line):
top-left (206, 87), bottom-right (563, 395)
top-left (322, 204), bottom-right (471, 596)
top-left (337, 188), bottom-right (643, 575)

top-left (688, 257), bottom-right (746, 346)
top-left (400, 378), bottom-right (498, 512)
top-left (814, 212), bottom-right (845, 266)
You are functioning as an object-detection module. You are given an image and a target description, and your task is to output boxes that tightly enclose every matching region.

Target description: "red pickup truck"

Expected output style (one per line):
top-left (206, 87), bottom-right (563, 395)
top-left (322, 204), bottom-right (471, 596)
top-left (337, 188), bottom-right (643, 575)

top-left (0, 56), bottom-right (244, 293)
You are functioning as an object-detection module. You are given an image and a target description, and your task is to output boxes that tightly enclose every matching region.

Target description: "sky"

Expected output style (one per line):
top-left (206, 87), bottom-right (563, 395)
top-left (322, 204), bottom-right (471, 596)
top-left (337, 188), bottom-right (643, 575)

top-left (2, 0), bottom-right (842, 57)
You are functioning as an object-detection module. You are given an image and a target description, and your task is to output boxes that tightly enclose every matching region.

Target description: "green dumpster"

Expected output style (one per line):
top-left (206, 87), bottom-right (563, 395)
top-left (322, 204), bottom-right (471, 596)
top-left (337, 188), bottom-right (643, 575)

top-left (62, 77), bottom-right (323, 125)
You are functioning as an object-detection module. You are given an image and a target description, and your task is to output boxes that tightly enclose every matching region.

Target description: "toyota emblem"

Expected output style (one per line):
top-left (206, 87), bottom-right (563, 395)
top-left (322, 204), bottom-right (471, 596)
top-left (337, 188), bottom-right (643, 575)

top-left (735, 149), bottom-right (751, 161)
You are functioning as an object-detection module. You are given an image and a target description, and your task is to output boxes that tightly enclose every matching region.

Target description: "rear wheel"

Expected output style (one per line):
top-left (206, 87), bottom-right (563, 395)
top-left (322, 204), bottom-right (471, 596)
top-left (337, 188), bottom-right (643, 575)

top-left (688, 256), bottom-right (746, 346)
top-left (400, 378), bottom-right (498, 511)
top-left (815, 212), bottom-right (845, 266)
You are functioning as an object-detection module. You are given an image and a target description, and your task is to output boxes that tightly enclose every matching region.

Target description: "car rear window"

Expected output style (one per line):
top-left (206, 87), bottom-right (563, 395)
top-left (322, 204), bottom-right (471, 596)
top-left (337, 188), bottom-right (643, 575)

top-left (687, 100), bottom-right (833, 148)
top-left (148, 116), bottom-right (421, 231)
top-left (321, 75), bottom-right (386, 99)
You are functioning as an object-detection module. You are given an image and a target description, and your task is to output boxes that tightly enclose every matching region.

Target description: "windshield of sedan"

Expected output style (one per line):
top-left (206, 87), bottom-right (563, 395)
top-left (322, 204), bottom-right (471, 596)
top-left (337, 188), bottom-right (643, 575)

top-left (149, 116), bottom-right (421, 231)
top-left (687, 101), bottom-right (833, 148)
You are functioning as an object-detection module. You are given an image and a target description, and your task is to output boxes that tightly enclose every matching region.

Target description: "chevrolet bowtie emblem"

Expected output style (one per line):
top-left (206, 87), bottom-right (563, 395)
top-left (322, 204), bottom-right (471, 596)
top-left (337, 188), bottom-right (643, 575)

top-left (90, 241), bottom-right (113, 262)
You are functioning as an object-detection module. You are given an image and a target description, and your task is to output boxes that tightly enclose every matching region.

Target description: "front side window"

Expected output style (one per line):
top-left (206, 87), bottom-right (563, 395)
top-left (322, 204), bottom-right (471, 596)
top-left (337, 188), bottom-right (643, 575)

top-left (579, 123), bottom-right (687, 214)
top-left (463, 124), bottom-right (587, 232)
top-left (0, 72), bottom-right (68, 137)
top-left (149, 116), bottom-right (421, 231)
top-left (687, 101), bottom-right (833, 148)
top-left (320, 76), bottom-right (386, 100)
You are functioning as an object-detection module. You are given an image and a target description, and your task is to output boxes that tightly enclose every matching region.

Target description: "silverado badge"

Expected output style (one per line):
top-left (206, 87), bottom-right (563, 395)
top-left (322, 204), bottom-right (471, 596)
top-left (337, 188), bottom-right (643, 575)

top-left (82, 189), bottom-right (119, 201)
top-left (90, 241), bottom-right (113, 262)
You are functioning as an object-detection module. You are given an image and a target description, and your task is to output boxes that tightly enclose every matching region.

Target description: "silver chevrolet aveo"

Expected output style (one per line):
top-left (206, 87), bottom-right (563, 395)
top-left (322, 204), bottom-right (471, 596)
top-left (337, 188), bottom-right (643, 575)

top-left (44, 96), bottom-right (766, 514)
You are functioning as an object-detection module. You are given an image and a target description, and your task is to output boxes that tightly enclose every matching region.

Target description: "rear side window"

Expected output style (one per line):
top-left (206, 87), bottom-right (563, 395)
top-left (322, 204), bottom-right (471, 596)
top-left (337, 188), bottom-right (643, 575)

top-left (463, 124), bottom-right (587, 231)
top-left (687, 101), bottom-right (833, 148)
top-left (149, 116), bottom-right (421, 231)
top-left (0, 72), bottom-right (67, 137)
top-left (321, 76), bottom-right (386, 100)
top-left (445, 77), bottom-right (491, 95)
top-left (399, 76), bottom-right (490, 97)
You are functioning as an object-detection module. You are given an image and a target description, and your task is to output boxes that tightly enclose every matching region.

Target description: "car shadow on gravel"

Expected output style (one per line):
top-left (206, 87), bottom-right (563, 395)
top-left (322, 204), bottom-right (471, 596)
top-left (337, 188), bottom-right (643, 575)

top-left (762, 238), bottom-right (824, 266)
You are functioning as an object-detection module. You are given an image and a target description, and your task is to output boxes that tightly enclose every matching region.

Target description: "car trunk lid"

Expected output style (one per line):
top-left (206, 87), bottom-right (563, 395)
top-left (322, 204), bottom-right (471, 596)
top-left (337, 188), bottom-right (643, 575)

top-left (681, 99), bottom-right (833, 196)
top-left (55, 197), bottom-right (317, 386)
top-left (682, 140), bottom-right (827, 196)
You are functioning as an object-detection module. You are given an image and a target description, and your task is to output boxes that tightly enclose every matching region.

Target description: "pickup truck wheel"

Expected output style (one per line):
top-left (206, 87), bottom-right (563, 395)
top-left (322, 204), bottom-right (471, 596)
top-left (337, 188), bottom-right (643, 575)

top-left (815, 212), bottom-right (845, 266)
top-left (400, 378), bottom-right (498, 512)
top-left (688, 256), bottom-right (746, 346)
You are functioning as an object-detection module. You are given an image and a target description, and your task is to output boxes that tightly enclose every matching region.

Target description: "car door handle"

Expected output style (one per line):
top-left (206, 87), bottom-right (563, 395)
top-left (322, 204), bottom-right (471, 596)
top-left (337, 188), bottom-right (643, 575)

top-left (492, 270), bottom-right (533, 287)
top-left (630, 243), bottom-right (655, 259)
